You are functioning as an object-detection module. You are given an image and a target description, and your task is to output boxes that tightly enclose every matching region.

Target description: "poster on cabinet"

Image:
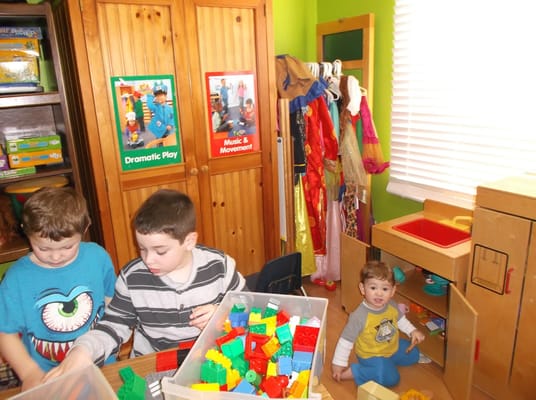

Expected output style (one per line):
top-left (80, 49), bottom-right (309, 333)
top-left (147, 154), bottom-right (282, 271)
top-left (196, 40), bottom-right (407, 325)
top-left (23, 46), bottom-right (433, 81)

top-left (111, 74), bottom-right (182, 171)
top-left (205, 71), bottom-right (259, 158)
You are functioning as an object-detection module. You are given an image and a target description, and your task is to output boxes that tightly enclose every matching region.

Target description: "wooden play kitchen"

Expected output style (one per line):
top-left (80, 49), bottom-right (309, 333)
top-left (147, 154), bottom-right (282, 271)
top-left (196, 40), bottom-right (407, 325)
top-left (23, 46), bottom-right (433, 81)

top-left (370, 176), bottom-right (536, 400)
top-left (466, 173), bottom-right (535, 399)
top-left (371, 199), bottom-right (476, 400)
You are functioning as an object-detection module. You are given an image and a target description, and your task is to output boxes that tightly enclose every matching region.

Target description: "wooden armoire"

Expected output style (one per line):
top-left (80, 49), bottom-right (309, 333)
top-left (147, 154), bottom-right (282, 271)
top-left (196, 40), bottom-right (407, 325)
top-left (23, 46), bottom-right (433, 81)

top-left (53, 0), bottom-right (279, 275)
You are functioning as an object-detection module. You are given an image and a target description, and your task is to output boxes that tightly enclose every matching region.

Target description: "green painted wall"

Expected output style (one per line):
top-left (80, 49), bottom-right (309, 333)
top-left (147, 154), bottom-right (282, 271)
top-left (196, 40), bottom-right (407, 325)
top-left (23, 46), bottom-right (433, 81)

top-left (273, 0), bottom-right (316, 60)
top-left (273, 0), bottom-right (422, 223)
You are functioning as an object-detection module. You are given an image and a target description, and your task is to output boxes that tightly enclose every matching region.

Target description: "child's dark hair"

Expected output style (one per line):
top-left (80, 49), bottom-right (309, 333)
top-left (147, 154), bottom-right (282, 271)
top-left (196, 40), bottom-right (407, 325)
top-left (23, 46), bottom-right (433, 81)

top-left (360, 260), bottom-right (395, 286)
top-left (134, 189), bottom-right (196, 243)
top-left (21, 186), bottom-right (90, 241)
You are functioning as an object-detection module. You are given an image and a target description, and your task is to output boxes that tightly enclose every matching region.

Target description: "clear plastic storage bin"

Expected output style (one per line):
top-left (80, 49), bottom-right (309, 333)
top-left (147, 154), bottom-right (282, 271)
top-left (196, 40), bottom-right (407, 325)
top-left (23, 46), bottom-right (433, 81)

top-left (162, 291), bottom-right (328, 400)
top-left (9, 364), bottom-right (117, 399)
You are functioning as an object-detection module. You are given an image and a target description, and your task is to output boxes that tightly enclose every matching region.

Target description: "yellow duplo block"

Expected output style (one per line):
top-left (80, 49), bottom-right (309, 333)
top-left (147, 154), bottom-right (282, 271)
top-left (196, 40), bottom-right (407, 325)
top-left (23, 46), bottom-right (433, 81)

top-left (205, 348), bottom-right (232, 369)
top-left (191, 382), bottom-right (220, 391)
top-left (249, 311), bottom-right (262, 324)
top-left (266, 361), bottom-right (277, 377)
top-left (357, 381), bottom-right (400, 400)
top-left (297, 370), bottom-right (310, 385)
top-left (224, 319), bottom-right (232, 332)
top-left (261, 315), bottom-right (277, 336)
top-left (226, 368), bottom-right (241, 390)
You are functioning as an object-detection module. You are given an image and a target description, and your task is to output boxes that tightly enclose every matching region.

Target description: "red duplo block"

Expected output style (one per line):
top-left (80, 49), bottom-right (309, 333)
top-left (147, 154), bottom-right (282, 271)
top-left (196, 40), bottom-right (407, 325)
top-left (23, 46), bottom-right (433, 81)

top-left (245, 333), bottom-right (270, 360)
top-left (156, 349), bottom-right (178, 372)
top-left (293, 325), bottom-right (320, 352)
top-left (276, 310), bottom-right (290, 326)
top-left (215, 326), bottom-right (246, 348)
top-left (249, 357), bottom-right (268, 375)
top-left (261, 375), bottom-right (289, 398)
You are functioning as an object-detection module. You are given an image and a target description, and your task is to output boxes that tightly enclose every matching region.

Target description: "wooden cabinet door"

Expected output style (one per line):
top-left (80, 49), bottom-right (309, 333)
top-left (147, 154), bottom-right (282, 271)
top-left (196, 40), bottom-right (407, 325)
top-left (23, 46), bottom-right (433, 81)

top-left (443, 283), bottom-right (477, 400)
top-left (181, 0), bottom-right (279, 276)
top-left (61, 0), bottom-right (278, 274)
top-left (466, 206), bottom-right (531, 397)
top-left (510, 222), bottom-right (536, 398)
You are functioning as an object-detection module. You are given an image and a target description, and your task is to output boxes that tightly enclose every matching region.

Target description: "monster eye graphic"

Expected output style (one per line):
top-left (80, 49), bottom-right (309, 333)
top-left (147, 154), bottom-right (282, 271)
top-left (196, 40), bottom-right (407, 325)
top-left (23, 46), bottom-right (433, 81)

top-left (41, 292), bottom-right (93, 332)
top-left (32, 286), bottom-right (98, 363)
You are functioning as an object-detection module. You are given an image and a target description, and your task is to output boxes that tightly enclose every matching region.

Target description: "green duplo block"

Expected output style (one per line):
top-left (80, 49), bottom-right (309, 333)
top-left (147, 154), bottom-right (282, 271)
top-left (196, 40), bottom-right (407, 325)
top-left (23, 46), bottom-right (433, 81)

top-left (200, 360), bottom-right (227, 385)
top-left (117, 366), bottom-right (146, 400)
top-left (249, 323), bottom-right (266, 334)
top-left (245, 369), bottom-right (261, 387)
top-left (231, 356), bottom-right (249, 376)
top-left (221, 338), bottom-right (244, 359)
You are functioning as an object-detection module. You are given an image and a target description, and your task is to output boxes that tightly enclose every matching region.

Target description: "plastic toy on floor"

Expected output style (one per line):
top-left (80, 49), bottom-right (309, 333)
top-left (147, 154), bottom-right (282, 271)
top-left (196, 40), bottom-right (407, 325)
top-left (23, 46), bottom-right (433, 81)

top-left (400, 388), bottom-right (433, 400)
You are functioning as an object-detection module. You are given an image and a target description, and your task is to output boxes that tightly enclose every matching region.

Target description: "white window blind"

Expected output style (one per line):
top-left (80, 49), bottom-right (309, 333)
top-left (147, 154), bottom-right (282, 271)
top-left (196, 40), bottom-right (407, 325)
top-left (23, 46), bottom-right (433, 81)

top-left (389, 0), bottom-right (536, 209)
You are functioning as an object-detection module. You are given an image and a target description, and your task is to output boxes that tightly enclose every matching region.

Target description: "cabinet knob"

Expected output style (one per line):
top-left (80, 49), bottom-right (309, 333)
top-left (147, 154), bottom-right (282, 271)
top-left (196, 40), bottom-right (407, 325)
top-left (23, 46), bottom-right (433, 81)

top-left (201, 165), bottom-right (209, 173)
top-left (190, 167), bottom-right (199, 176)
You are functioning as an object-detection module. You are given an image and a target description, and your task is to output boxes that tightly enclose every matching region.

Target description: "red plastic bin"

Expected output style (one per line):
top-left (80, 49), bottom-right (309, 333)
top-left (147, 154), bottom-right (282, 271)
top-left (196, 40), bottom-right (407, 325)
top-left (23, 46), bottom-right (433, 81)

top-left (392, 218), bottom-right (471, 248)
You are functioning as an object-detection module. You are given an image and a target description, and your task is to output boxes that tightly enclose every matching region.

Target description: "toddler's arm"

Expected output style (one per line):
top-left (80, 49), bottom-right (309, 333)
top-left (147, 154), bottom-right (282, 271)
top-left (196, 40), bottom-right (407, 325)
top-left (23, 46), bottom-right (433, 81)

top-left (399, 315), bottom-right (425, 348)
top-left (331, 336), bottom-right (353, 382)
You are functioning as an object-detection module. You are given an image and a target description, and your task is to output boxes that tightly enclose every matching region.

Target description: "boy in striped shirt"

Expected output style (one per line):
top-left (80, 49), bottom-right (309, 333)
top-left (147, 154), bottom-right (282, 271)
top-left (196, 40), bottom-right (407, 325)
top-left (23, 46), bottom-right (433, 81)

top-left (45, 189), bottom-right (247, 380)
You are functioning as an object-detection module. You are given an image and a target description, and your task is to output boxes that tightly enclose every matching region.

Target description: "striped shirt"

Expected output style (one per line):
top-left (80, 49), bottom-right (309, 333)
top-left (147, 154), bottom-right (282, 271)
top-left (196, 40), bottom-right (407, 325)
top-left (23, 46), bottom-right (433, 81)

top-left (75, 244), bottom-right (246, 365)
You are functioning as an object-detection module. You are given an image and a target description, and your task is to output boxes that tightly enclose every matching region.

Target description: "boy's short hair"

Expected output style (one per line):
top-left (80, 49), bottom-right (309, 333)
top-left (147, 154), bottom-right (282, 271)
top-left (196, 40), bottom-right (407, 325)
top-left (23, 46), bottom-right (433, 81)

top-left (360, 260), bottom-right (395, 286)
top-left (134, 189), bottom-right (196, 242)
top-left (21, 186), bottom-right (90, 241)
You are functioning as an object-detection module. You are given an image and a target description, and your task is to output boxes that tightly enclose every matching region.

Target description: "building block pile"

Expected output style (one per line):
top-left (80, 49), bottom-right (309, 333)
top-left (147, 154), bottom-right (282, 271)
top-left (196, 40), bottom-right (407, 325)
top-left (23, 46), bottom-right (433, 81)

top-left (190, 298), bottom-right (321, 398)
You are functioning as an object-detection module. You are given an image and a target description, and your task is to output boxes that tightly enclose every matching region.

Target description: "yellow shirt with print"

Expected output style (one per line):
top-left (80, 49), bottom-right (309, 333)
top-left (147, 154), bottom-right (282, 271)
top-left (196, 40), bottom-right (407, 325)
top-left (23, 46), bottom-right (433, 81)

top-left (354, 302), bottom-right (399, 359)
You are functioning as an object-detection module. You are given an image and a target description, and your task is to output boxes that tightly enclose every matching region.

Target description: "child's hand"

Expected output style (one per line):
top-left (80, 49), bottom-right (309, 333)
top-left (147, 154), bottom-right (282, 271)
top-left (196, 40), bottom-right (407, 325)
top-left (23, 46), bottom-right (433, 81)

top-left (44, 346), bottom-right (93, 383)
top-left (406, 329), bottom-right (426, 353)
top-left (331, 364), bottom-right (345, 382)
top-left (20, 365), bottom-right (45, 392)
top-left (411, 329), bottom-right (425, 345)
top-left (189, 304), bottom-right (218, 330)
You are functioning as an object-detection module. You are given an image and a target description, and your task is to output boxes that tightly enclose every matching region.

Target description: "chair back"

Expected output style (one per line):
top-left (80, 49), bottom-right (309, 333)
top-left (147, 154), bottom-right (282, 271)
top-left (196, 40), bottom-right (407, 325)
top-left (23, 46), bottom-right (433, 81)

top-left (254, 252), bottom-right (302, 294)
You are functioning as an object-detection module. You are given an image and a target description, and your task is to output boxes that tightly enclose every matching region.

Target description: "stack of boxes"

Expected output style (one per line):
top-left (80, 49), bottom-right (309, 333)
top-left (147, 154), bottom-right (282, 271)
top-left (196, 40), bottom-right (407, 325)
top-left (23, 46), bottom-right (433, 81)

top-left (0, 26), bottom-right (63, 178)
top-left (0, 131), bottom-right (63, 179)
top-left (4, 132), bottom-right (63, 169)
top-left (0, 26), bottom-right (42, 93)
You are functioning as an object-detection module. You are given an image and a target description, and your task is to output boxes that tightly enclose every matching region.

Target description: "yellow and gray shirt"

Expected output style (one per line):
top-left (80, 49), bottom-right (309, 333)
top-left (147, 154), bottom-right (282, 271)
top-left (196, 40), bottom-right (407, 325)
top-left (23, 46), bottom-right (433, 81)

top-left (333, 300), bottom-right (417, 366)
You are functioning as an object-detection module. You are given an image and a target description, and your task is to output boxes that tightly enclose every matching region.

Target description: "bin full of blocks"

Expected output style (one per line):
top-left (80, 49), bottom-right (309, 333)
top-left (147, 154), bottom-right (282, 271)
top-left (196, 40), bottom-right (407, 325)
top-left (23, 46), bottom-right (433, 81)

top-left (162, 291), bottom-right (328, 399)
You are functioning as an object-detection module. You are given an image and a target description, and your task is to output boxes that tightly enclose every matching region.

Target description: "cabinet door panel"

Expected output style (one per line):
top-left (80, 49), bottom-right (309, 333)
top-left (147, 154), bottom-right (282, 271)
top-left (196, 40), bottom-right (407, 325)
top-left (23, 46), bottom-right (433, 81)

top-left (75, 0), bottom-right (195, 268)
top-left (466, 206), bottom-right (531, 396)
top-left (63, 0), bottom-right (278, 273)
top-left (183, 0), bottom-right (278, 275)
top-left (510, 222), bottom-right (536, 398)
top-left (444, 283), bottom-right (477, 400)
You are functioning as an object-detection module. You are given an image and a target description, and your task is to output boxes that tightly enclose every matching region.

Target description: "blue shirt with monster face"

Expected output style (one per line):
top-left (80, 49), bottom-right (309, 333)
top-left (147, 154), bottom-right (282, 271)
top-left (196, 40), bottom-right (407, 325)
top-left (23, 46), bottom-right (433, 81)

top-left (0, 242), bottom-right (116, 371)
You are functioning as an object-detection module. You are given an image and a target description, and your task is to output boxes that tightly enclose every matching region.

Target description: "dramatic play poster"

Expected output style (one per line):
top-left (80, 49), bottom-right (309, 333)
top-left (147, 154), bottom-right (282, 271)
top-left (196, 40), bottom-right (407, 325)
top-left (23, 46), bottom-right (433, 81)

top-left (111, 74), bottom-right (182, 171)
top-left (205, 71), bottom-right (260, 157)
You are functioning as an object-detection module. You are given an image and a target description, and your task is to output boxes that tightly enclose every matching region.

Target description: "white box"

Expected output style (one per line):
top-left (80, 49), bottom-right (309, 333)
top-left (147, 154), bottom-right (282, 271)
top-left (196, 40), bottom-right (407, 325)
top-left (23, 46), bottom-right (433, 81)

top-left (9, 364), bottom-right (117, 399)
top-left (162, 291), bottom-right (328, 400)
